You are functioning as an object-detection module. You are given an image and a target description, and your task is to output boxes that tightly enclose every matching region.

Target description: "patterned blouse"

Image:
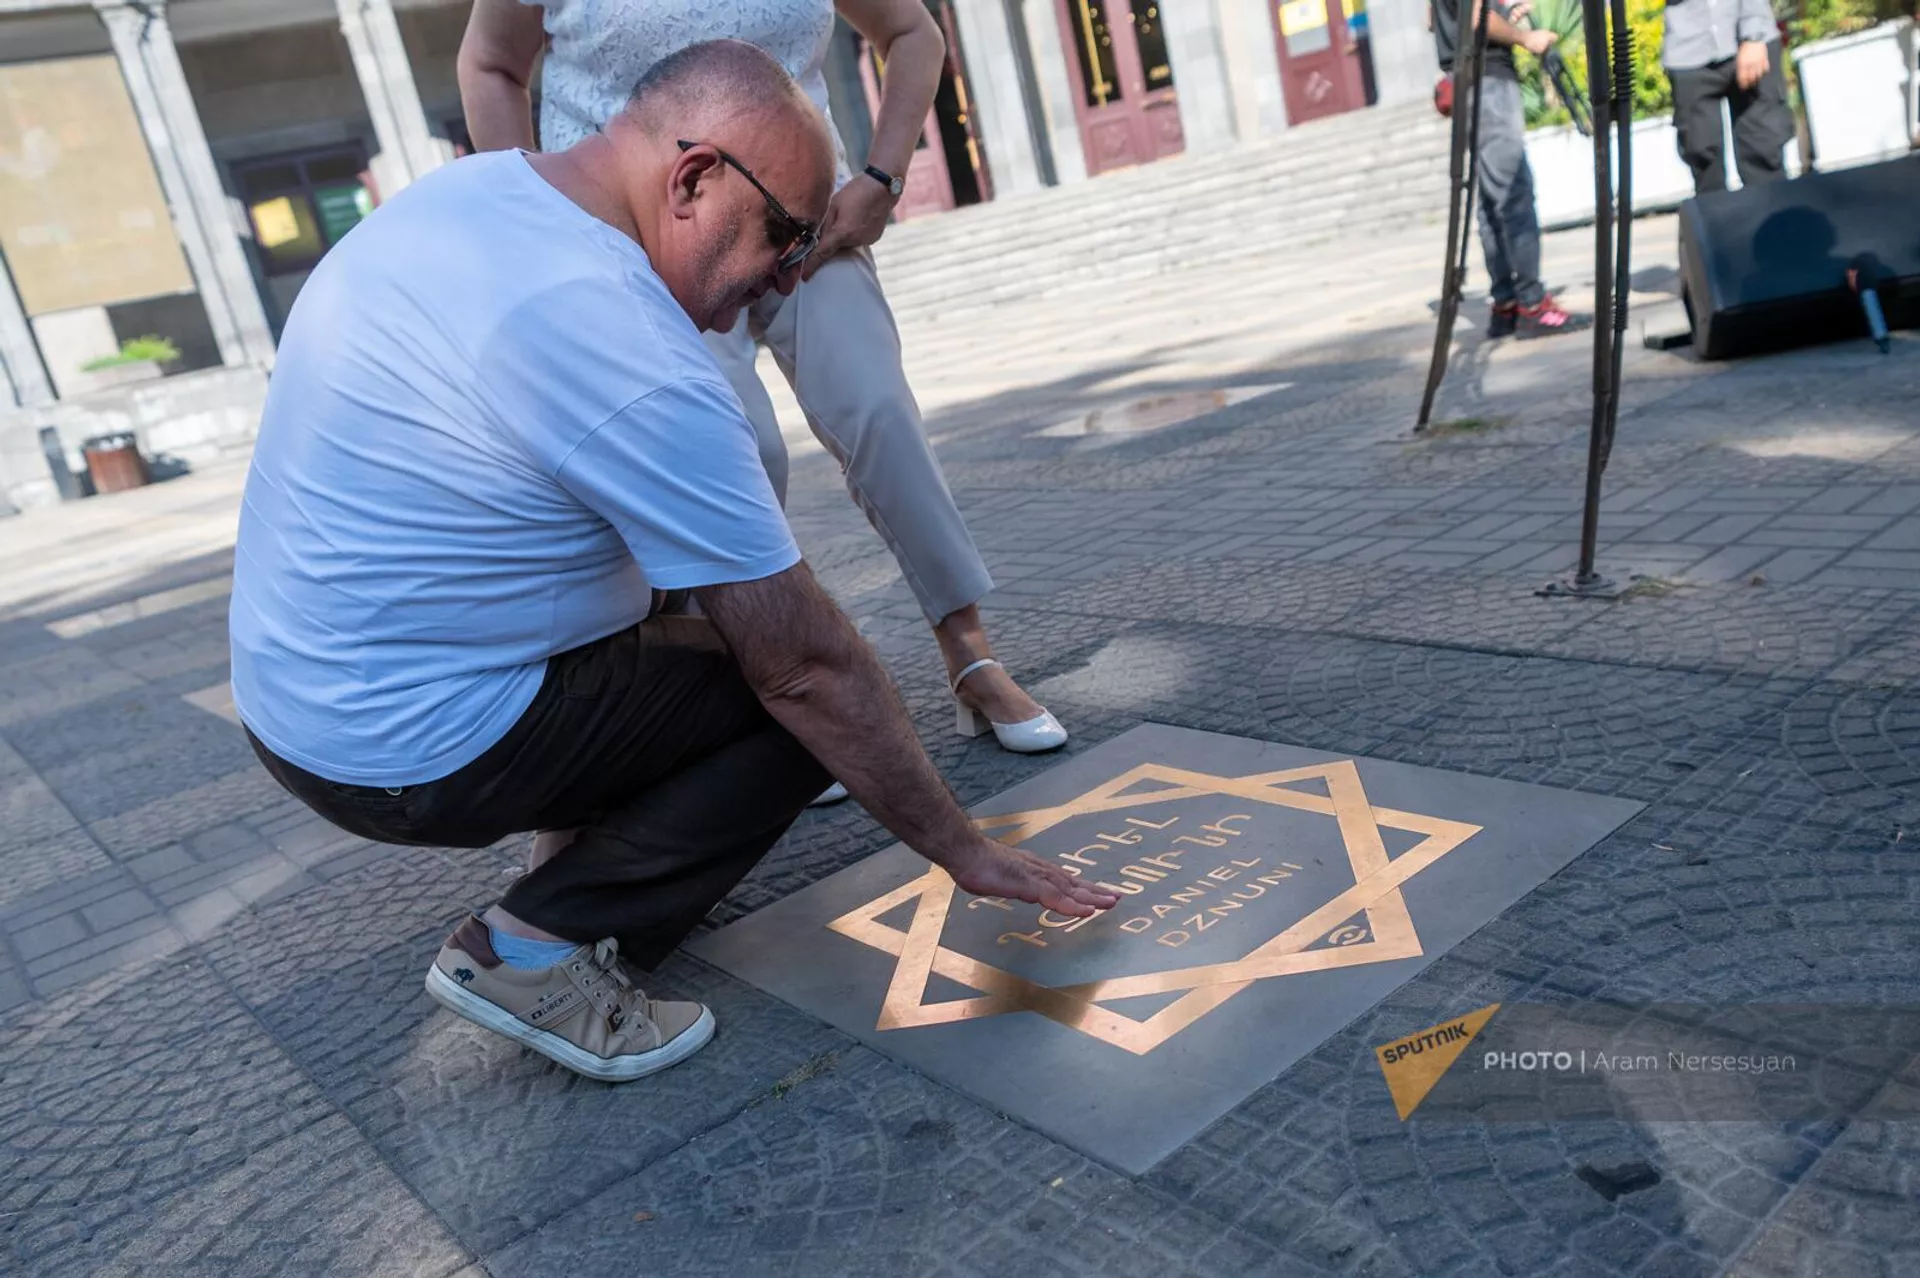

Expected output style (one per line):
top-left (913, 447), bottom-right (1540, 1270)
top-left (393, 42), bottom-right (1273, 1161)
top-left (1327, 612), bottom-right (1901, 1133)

top-left (529, 0), bottom-right (850, 180)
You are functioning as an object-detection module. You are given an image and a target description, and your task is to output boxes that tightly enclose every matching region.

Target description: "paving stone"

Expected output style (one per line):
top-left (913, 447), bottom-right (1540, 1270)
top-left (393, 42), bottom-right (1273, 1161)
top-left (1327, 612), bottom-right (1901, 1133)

top-left (121, 843), bottom-right (197, 883)
top-left (146, 849), bottom-right (312, 910)
top-left (0, 866), bottom-right (144, 930)
top-left (0, 649), bottom-right (147, 731)
top-left (485, 1048), bottom-right (1170, 1278)
top-left (10, 912), bottom-right (87, 961)
top-left (1733, 1118), bottom-right (1920, 1276)
top-left (28, 1117), bottom-right (469, 1278)
top-left (170, 887), bottom-right (248, 943)
top-left (85, 767), bottom-right (290, 859)
top-left (0, 775), bottom-right (110, 909)
top-left (78, 889), bottom-right (157, 933)
top-left (0, 954), bottom-right (346, 1272)
top-left (0, 963), bottom-right (30, 1013)
top-left (1543, 584), bottom-right (1918, 680)
top-left (26, 918), bottom-right (187, 996)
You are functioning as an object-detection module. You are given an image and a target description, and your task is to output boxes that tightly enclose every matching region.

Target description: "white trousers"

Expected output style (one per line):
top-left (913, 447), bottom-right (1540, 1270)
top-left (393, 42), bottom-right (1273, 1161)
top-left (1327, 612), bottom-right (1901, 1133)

top-left (700, 249), bottom-right (993, 624)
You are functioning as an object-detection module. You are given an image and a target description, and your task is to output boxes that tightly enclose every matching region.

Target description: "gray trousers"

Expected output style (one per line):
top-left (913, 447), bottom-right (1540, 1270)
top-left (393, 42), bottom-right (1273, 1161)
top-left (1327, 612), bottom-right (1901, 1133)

top-left (1472, 74), bottom-right (1545, 308)
top-left (702, 249), bottom-right (993, 625)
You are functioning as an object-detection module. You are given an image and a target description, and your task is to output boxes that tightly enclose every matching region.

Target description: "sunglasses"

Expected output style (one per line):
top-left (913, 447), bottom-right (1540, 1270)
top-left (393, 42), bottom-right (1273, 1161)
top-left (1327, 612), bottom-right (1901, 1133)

top-left (677, 140), bottom-right (819, 272)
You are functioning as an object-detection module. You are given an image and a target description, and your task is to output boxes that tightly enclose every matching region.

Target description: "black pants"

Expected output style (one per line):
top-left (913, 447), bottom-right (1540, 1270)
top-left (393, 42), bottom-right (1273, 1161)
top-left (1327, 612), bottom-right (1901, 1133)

top-left (249, 617), bottom-right (829, 968)
top-left (1670, 49), bottom-right (1793, 196)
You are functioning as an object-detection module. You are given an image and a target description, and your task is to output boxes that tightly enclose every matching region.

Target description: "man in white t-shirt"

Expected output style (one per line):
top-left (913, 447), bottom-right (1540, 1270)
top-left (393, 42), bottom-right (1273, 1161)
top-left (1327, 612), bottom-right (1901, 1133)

top-left (232, 40), bottom-right (1114, 1084)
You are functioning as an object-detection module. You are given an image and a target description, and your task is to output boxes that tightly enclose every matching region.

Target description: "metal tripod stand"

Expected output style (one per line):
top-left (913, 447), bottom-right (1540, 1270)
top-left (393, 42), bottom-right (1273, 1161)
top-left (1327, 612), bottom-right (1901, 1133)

top-left (1411, 0), bottom-right (1637, 597)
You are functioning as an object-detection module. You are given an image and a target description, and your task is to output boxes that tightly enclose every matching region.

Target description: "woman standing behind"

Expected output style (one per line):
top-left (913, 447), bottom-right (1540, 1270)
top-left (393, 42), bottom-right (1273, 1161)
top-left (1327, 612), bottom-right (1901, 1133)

top-left (459, 0), bottom-right (1067, 758)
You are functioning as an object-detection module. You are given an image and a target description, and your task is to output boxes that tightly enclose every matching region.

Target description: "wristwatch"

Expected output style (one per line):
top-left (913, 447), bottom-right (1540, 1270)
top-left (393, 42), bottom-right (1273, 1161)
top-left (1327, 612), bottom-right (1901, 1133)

top-left (864, 163), bottom-right (905, 198)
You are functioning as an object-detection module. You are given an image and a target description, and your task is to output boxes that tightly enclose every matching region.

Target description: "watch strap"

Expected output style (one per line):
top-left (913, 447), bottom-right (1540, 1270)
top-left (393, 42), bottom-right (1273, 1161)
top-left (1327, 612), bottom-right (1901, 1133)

top-left (864, 163), bottom-right (904, 196)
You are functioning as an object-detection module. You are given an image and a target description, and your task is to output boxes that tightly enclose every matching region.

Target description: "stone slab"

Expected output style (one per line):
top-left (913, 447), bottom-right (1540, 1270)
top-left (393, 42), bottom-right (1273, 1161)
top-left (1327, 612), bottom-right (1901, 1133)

top-left (691, 724), bottom-right (1643, 1174)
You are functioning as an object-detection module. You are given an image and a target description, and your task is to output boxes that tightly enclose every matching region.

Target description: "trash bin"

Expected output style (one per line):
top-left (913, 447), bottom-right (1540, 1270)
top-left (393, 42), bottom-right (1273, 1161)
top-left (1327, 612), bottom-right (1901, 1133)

top-left (82, 432), bottom-right (150, 494)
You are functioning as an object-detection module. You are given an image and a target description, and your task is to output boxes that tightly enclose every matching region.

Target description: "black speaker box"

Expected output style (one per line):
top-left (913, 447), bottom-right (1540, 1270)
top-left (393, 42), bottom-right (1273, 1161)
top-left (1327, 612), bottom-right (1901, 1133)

top-left (1678, 154), bottom-right (1920, 360)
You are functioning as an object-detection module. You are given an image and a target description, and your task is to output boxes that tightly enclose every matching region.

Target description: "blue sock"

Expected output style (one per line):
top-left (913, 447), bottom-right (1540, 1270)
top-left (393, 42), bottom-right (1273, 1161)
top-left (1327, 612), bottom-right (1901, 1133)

top-left (489, 925), bottom-right (578, 970)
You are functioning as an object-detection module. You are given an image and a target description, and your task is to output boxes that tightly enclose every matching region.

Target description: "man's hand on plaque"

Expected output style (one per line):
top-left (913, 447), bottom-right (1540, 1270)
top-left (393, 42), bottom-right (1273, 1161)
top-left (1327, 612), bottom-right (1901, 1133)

top-left (946, 841), bottom-right (1121, 918)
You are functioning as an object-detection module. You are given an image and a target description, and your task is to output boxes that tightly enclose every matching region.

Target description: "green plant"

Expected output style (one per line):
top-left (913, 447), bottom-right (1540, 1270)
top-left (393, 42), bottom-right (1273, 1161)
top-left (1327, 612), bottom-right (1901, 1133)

top-left (1516, 0), bottom-right (1587, 127)
top-left (768, 1051), bottom-right (838, 1100)
top-left (1777, 0), bottom-right (1909, 121)
top-left (1785, 0), bottom-right (1909, 45)
top-left (1617, 575), bottom-right (1680, 601)
top-left (80, 335), bottom-right (180, 373)
top-left (1518, 0), bottom-right (1672, 129)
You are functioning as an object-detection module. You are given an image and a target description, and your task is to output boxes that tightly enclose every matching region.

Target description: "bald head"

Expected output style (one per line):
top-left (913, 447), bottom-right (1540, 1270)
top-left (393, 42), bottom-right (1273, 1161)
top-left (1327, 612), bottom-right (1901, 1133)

top-left (579, 38), bottom-right (835, 332)
top-left (624, 39), bottom-right (825, 144)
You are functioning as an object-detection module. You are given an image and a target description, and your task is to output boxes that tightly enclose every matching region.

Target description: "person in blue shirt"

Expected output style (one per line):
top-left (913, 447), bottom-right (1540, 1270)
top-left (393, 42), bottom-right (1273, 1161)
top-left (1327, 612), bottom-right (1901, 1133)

top-left (230, 40), bottom-right (1115, 1084)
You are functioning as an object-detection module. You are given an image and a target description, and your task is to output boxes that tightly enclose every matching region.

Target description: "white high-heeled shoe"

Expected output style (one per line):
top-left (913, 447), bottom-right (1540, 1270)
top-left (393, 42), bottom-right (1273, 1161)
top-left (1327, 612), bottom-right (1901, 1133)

top-left (951, 658), bottom-right (1068, 754)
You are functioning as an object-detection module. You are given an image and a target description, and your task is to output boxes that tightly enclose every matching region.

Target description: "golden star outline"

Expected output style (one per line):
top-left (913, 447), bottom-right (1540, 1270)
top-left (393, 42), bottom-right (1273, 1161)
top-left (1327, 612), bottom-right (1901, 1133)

top-left (826, 761), bottom-right (1482, 1054)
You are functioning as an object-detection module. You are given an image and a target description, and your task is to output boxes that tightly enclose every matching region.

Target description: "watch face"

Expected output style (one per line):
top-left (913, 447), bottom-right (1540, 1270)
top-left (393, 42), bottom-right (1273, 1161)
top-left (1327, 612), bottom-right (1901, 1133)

top-left (890, 176), bottom-right (905, 197)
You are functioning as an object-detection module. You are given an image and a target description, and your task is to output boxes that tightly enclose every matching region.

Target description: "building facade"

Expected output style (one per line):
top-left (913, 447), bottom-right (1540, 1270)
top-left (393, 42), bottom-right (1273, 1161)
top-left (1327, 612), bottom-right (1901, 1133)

top-left (0, 0), bottom-right (1437, 510)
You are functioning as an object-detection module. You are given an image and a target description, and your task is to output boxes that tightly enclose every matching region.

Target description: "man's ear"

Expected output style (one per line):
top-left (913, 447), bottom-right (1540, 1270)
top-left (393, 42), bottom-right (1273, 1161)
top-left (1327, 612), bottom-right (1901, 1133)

top-left (667, 146), bottom-right (719, 221)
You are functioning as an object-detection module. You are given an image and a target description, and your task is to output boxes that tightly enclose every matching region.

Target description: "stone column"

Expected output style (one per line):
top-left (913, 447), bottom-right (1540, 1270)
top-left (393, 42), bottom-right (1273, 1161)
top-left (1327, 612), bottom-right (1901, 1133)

top-left (0, 252), bottom-right (54, 409)
top-left (949, 0), bottom-right (1049, 196)
top-left (336, 0), bottom-right (444, 195)
top-left (1160, 0), bottom-right (1239, 152)
top-left (1363, 0), bottom-right (1440, 108)
top-left (97, 0), bottom-right (277, 371)
top-left (1017, 0), bottom-right (1089, 183)
top-left (1216, 0), bottom-right (1288, 139)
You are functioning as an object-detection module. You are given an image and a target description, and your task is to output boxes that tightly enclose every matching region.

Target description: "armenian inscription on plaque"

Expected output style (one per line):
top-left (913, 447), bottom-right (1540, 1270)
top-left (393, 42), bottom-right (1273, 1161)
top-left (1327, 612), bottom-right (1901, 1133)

top-left (691, 725), bottom-right (1642, 1172)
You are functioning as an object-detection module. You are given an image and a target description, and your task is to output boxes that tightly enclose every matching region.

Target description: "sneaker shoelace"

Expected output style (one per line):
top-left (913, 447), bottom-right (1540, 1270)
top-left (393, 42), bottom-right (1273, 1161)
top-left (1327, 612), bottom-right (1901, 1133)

top-left (574, 938), bottom-right (653, 1034)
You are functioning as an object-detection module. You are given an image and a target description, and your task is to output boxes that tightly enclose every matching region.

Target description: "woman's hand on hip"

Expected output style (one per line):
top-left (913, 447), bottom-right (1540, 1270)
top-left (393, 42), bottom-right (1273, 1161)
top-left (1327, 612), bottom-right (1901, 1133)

top-left (803, 178), bottom-right (898, 279)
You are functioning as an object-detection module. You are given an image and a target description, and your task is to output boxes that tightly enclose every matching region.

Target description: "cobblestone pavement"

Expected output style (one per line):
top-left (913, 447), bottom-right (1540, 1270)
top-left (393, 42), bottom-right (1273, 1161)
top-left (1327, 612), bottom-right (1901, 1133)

top-left (4, 203), bottom-right (1919, 1277)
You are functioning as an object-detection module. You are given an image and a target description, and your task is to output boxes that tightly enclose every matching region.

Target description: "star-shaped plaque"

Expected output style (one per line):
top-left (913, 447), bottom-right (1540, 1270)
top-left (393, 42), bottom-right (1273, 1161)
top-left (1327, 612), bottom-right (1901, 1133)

top-left (827, 760), bottom-right (1482, 1054)
top-left (690, 726), bottom-right (1642, 1173)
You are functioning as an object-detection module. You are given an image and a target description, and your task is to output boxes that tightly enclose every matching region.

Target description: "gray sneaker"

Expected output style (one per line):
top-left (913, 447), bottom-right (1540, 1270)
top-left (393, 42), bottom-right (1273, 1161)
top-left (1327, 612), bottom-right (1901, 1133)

top-left (424, 915), bottom-right (713, 1082)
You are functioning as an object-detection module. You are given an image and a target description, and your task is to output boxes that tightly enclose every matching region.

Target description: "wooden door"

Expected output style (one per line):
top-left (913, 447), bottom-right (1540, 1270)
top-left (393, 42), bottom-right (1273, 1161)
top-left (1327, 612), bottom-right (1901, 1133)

top-left (1271, 0), bottom-right (1368, 125)
top-left (934, 0), bottom-right (992, 203)
top-left (1053, 0), bottom-right (1185, 176)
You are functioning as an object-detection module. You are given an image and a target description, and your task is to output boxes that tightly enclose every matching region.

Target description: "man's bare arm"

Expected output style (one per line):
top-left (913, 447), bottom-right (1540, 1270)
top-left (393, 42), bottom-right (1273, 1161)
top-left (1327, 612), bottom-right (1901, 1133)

top-left (697, 566), bottom-right (1118, 917)
top-left (459, 0), bottom-right (546, 152)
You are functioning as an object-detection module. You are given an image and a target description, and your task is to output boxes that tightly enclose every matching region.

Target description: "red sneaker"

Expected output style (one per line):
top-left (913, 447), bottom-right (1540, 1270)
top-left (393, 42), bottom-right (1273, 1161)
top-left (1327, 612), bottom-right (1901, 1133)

top-left (1517, 295), bottom-right (1591, 340)
top-left (1486, 300), bottom-right (1519, 339)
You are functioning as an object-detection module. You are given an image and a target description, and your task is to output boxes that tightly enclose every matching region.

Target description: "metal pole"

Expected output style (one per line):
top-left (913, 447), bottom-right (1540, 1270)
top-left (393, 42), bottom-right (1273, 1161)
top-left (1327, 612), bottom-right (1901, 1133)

top-left (1605, 0), bottom-right (1633, 472)
top-left (1574, 0), bottom-right (1612, 585)
top-left (1416, 0), bottom-right (1493, 431)
top-left (1543, 0), bottom-right (1633, 598)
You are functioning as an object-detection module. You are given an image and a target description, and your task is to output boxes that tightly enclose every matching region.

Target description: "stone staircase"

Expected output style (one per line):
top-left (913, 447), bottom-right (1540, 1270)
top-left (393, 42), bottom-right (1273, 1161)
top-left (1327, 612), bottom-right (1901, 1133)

top-left (870, 101), bottom-right (1452, 326)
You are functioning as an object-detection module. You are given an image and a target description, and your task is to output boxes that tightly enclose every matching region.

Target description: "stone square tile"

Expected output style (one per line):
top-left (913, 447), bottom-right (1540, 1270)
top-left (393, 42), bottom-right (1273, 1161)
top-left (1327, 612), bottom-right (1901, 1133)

top-left (29, 1115), bottom-right (469, 1278)
top-left (0, 954), bottom-right (341, 1273)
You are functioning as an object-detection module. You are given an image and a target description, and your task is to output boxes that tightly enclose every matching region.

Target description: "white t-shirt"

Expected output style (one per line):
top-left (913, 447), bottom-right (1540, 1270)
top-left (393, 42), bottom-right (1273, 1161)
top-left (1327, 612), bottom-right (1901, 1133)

top-left (529, 0), bottom-right (851, 181)
top-left (230, 152), bottom-right (799, 787)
